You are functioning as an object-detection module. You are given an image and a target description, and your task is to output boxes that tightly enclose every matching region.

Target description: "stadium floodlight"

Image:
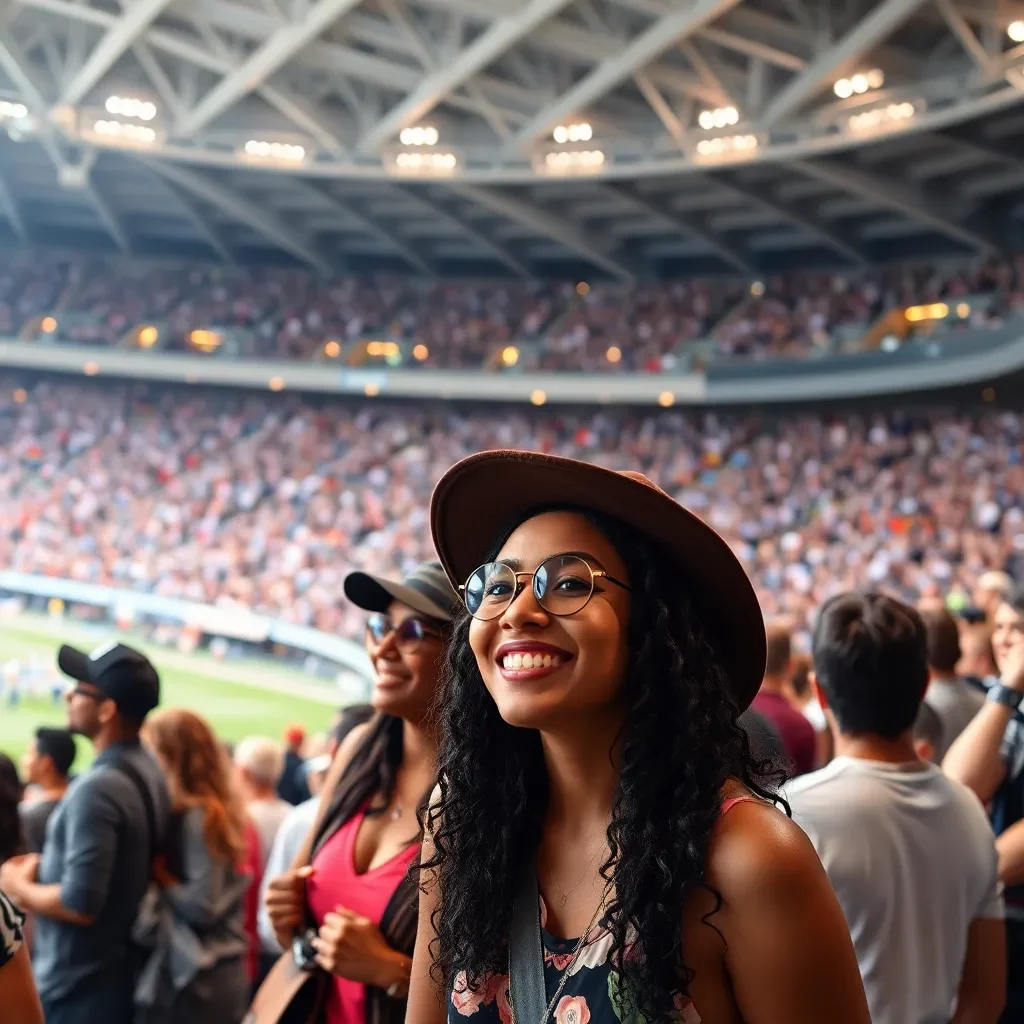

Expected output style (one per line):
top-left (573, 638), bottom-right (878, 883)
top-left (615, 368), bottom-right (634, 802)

top-left (695, 134), bottom-right (759, 158)
top-left (698, 106), bottom-right (739, 130)
top-left (242, 140), bottom-right (307, 163)
top-left (399, 126), bottom-right (440, 146)
top-left (0, 101), bottom-right (28, 121)
top-left (530, 389), bottom-right (547, 406)
top-left (553, 122), bottom-right (593, 143)
top-left (834, 70), bottom-right (884, 100)
top-left (105, 96), bottom-right (157, 121)
top-left (501, 346), bottom-right (520, 367)
top-left (847, 102), bottom-right (916, 133)
top-left (543, 149), bottom-right (605, 172)
top-left (1009, 20), bottom-right (1024, 42)
top-left (92, 119), bottom-right (157, 144)
top-left (658, 391), bottom-right (675, 407)
top-left (392, 151), bottom-right (458, 174)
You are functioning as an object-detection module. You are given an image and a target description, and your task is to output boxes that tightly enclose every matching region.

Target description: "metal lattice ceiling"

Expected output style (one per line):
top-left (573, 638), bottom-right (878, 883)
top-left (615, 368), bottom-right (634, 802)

top-left (0, 0), bottom-right (1022, 279)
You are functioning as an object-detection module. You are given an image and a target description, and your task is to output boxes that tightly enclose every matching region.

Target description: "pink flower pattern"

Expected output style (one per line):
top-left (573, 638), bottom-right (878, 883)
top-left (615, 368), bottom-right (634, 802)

top-left (448, 915), bottom-right (702, 1022)
top-left (554, 995), bottom-right (591, 1024)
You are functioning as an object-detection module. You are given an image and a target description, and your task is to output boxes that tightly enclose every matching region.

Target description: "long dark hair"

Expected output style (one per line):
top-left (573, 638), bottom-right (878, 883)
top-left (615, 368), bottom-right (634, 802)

top-left (0, 754), bottom-right (24, 865)
top-left (423, 508), bottom-right (785, 1020)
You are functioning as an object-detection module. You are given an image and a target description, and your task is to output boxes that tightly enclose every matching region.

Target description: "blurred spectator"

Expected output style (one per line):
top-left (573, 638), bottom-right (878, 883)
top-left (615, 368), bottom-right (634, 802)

top-left (975, 571), bottom-right (1014, 622)
top-left (945, 584), bottom-right (1024, 1019)
top-left (752, 622), bottom-right (816, 775)
top-left (0, 888), bottom-right (44, 1024)
top-left (137, 709), bottom-right (250, 1024)
top-left (3, 250), bottom-right (1024, 369)
top-left (913, 702), bottom-right (944, 764)
top-left (277, 726), bottom-right (310, 807)
top-left (790, 592), bottom-right (1005, 1024)
top-left (0, 756), bottom-right (24, 866)
top-left (0, 641), bottom-right (168, 1024)
top-left (233, 737), bottom-right (290, 864)
top-left (921, 608), bottom-right (985, 762)
top-left (959, 623), bottom-right (997, 690)
top-left (18, 729), bottom-right (76, 854)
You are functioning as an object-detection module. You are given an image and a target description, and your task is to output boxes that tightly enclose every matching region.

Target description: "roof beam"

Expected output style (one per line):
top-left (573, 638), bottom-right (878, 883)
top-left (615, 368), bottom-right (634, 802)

top-left (143, 159), bottom-right (333, 272)
top-left (789, 159), bottom-right (1000, 254)
top-left (0, 162), bottom-right (27, 239)
top-left (391, 185), bottom-right (533, 278)
top-left (291, 179), bottom-right (438, 277)
top-left (452, 184), bottom-right (634, 281)
top-left (605, 182), bottom-right (755, 274)
top-left (85, 170), bottom-right (132, 254)
top-left (510, 0), bottom-right (744, 150)
top-left (698, 27), bottom-right (806, 72)
top-left (59, 0), bottom-right (175, 107)
top-left (159, 179), bottom-right (236, 263)
top-left (934, 125), bottom-right (1024, 173)
top-left (0, 28), bottom-right (51, 112)
top-left (759, 0), bottom-right (930, 127)
top-left (177, 0), bottom-right (364, 134)
top-left (356, 0), bottom-right (573, 154)
top-left (703, 173), bottom-right (870, 267)
top-left (934, 0), bottom-right (990, 70)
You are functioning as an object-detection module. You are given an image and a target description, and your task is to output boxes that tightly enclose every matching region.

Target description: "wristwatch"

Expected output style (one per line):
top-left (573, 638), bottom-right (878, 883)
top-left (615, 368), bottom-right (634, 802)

top-left (987, 683), bottom-right (1024, 711)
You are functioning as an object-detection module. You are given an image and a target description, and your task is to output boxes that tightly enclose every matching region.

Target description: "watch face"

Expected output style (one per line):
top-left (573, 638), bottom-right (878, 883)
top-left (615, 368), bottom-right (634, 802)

top-left (292, 931), bottom-right (318, 971)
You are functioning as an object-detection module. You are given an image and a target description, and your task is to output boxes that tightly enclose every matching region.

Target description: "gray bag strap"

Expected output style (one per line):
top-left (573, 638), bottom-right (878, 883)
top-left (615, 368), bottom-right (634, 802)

top-left (509, 862), bottom-right (547, 1024)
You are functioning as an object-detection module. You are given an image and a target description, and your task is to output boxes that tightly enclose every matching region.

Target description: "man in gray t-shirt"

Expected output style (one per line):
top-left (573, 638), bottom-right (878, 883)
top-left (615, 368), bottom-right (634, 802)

top-left (0, 642), bottom-right (169, 1024)
top-left (921, 608), bottom-right (985, 762)
top-left (788, 593), bottom-right (1005, 1024)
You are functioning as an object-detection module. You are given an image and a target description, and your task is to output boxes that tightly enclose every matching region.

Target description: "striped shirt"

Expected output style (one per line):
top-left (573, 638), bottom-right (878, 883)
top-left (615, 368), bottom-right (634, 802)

top-left (0, 888), bottom-right (25, 968)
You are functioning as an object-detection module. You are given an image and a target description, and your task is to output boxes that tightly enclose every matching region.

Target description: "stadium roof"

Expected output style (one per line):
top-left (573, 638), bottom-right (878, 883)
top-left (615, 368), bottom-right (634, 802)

top-left (0, 0), bottom-right (1022, 279)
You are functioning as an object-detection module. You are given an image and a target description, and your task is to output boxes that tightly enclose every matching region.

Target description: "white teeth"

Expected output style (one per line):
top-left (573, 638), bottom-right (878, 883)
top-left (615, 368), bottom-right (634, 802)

top-left (501, 652), bottom-right (565, 671)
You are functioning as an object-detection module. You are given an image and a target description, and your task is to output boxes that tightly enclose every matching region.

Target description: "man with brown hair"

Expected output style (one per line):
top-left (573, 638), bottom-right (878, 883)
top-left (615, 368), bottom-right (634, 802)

top-left (752, 620), bottom-right (816, 775)
top-left (921, 607), bottom-right (984, 762)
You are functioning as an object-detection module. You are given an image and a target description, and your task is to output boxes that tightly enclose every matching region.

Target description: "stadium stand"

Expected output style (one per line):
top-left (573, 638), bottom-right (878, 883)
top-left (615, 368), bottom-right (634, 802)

top-left (0, 378), bottom-right (1019, 649)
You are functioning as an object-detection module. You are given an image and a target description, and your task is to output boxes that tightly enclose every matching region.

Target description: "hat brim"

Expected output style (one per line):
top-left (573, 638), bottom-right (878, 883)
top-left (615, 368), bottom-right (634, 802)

top-left (343, 572), bottom-right (454, 623)
top-left (57, 645), bottom-right (94, 683)
top-left (430, 450), bottom-right (765, 710)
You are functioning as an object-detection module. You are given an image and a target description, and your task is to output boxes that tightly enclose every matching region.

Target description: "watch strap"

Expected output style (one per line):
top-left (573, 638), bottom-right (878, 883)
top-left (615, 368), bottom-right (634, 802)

top-left (988, 683), bottom-right (1024, 710)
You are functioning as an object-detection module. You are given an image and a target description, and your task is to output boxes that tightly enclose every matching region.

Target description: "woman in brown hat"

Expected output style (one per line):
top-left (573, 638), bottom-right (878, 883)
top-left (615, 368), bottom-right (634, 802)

top-left (263, 561), bottom-right (458, 1024)
top-left (406, 451), bottom-right (869, 1024)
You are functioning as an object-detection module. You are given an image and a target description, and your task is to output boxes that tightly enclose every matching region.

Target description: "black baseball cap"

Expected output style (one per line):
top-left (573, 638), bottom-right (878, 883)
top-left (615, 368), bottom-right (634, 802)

top-left (58, 641), bottom-right (161, 721)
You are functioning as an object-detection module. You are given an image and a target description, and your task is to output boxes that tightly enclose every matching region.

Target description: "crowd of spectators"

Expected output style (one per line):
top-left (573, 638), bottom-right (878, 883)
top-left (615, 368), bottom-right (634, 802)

top-left (2, 251), bottom-right (1024, 370)
top-left (0, 378), bottom-right (1021, 650)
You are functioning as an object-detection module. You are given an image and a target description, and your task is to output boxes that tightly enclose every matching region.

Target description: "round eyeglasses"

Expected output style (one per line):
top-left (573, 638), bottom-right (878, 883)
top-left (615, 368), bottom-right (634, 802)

top-left (461, 553), bottom-right (630, 622)
top-left (366, 613), bottom-right (442, 653)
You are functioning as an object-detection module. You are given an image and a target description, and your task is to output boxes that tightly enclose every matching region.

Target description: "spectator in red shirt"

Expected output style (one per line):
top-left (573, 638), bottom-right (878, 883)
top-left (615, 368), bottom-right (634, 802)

top-left (753, 622), bottom-right (818, 776)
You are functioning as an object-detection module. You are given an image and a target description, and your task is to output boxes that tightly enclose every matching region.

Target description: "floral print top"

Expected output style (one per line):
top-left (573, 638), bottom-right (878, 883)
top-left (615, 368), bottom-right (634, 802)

top-left (447, 897), bottom-right (702, 1024)
top-left (448, 799), bottom-right (756, 1023)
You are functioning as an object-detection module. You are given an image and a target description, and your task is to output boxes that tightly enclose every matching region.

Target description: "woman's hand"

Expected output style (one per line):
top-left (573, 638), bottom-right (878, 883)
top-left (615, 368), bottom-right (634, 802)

top-left (264, 865), bottom-right (314, 949)
top-left (311, 907), bottom-right (410, 992)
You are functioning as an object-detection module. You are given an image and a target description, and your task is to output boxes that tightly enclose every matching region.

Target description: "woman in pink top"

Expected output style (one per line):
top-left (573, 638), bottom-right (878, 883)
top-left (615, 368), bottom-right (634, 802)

top-left (264, 562), bottom-right (458, 1024)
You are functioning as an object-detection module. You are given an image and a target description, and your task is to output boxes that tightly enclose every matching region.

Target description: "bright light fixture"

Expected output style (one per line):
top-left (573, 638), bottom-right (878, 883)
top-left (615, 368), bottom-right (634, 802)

top-left (93, 119), bottom-right (156, 144)
top-left (695, 134), bottom-right (759, 157)
top-left (1009, 20), bottom-right (1024, 42)
top-left (553, 122), bottom-right (593, 143)
top-left (698, 106), bottom-right (739, 130)
top-left (0, 101), bottom-right (28, 120)
top-left (834, 70), bottom-right (884, 99)
top-left (104, 96), bottom-right (157, 121)
top-left (543, 149), bottom-right (605, 171)
top-left (399, 126), bottom-right (439, 146)
top-left (244, 140), bottom-right (306, 162)
top-left (394, 151), bottom-right (457, 171)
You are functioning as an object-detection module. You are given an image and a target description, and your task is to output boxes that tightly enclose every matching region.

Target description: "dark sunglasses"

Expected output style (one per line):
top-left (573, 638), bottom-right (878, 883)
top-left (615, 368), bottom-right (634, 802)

top-left (366, 613), bottom-right (442, 652)
top-left (69, 684), bottom-right (105, 702)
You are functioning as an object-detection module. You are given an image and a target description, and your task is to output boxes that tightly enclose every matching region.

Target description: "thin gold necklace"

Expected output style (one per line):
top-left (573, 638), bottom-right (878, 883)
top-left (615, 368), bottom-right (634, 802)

top-left (545, 840), bottom-right (607, 908)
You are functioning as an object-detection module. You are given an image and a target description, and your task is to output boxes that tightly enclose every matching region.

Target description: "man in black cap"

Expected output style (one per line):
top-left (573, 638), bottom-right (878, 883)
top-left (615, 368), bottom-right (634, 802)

top-left (0, 641), bottom-right (170, 1024)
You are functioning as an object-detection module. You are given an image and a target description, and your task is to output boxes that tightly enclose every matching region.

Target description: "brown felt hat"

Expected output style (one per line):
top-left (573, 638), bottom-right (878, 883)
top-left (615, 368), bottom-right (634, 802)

top-left (429, 449), bottom-right (766, 710)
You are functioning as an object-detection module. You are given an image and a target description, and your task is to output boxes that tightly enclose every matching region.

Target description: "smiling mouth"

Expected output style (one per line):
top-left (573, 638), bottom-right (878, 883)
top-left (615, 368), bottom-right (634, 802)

top-left (496, 649), bottom-right (572, 681)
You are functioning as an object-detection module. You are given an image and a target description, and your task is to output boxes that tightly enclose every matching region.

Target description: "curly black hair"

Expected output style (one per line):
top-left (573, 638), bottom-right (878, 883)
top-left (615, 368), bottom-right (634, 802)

top-left (0, 753), bottom-right (24, 864)
top-left (423, 507), bottom-right (786, 1020)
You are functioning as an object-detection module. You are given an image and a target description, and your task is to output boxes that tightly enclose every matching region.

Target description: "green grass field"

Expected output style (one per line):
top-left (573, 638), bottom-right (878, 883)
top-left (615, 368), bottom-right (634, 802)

top-left (0, 616), bottom-right (345, 767)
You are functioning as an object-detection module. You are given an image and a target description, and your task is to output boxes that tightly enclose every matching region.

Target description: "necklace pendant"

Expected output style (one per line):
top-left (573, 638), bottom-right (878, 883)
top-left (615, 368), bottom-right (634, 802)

top-left (390, 806), bottom-right (402, 822)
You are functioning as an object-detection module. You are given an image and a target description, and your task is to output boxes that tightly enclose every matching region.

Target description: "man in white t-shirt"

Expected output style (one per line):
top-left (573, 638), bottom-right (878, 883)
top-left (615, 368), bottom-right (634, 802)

top-left (788, 592), bottom-right (1006, 1024)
